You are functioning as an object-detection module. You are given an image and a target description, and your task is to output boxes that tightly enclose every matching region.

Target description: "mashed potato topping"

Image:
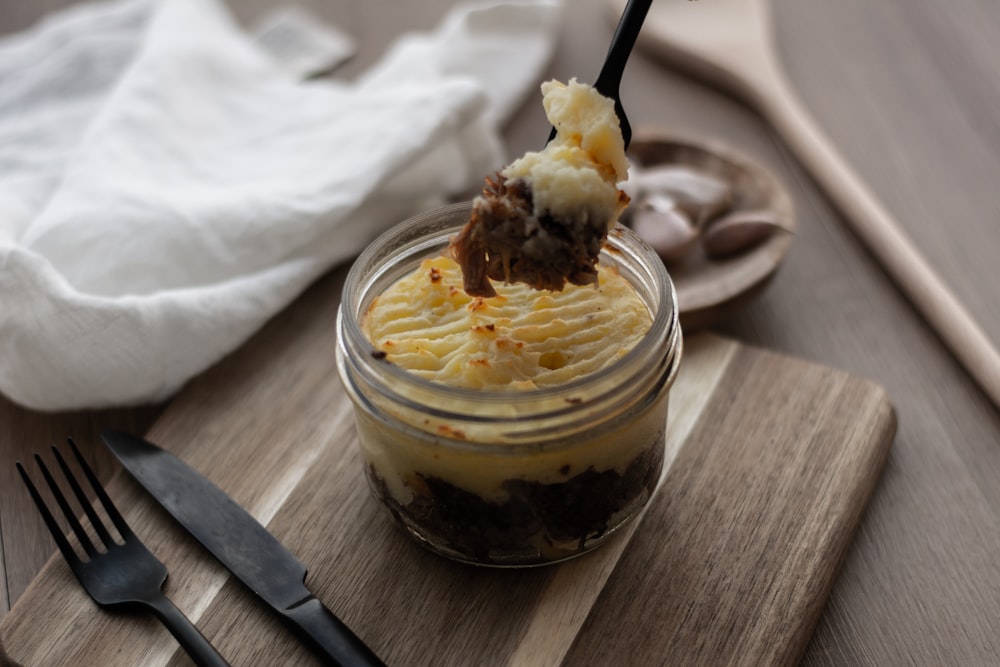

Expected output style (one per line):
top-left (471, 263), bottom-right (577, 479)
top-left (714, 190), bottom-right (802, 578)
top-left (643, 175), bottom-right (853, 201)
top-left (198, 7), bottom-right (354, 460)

top-left (449, 79), bottom-right (630, 297)
top-left (503, 78), bottom-right (629, 225)
top-left (362, 255), bottom-right (650, 391)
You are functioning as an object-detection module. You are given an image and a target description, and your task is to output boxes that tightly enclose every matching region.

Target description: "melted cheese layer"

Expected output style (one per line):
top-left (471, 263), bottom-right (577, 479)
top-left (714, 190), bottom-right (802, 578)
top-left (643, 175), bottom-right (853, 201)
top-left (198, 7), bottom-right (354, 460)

top-left (362, 256), bottom-right (651, 390)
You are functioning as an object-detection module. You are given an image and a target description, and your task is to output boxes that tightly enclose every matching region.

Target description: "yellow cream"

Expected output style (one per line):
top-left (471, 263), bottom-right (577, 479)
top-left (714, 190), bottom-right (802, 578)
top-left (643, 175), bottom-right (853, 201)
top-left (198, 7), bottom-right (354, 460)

top-left (358, 254), bottom-right (660, 505)
top-left (362, 255), bottom-right (651, 391)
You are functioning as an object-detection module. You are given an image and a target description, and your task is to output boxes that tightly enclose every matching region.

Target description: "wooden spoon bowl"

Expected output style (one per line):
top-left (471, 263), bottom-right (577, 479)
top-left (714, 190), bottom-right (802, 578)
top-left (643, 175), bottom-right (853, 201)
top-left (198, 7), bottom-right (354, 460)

top-left (604, 0), bottom-right (1000, 405)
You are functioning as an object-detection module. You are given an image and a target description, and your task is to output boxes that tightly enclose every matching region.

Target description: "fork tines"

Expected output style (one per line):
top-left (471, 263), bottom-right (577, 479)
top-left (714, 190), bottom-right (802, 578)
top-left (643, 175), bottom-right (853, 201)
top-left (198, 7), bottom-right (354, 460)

top-left (16, 438), bottom-right (232, 666)
top-left (16, 437), bottom-right (129, 564)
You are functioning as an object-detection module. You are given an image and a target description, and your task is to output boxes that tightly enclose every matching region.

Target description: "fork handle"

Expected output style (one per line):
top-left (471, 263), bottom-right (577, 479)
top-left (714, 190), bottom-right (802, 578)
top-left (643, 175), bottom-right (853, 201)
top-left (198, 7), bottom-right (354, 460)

top-left (145, 593), bottom-right (231, 667)
top-left (595, 0), bottom-right (653, 98)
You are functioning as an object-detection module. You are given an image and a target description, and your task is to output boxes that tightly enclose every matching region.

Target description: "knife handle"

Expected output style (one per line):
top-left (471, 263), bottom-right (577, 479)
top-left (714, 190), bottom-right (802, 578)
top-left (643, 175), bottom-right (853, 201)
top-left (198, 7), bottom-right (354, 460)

top-left (282, 596), bottom-right (385, 666)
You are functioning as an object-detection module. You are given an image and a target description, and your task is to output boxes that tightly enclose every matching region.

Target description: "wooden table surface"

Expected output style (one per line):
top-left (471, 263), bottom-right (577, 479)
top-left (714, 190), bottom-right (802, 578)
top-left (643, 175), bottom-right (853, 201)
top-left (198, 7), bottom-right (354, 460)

top-left (2, 1), bottom-right (999, 664)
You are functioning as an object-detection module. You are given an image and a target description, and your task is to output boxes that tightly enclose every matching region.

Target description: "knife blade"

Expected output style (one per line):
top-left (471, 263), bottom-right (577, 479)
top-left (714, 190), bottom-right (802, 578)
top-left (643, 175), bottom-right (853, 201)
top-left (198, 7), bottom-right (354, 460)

top-left (101, 430), bottom-right (385, 667)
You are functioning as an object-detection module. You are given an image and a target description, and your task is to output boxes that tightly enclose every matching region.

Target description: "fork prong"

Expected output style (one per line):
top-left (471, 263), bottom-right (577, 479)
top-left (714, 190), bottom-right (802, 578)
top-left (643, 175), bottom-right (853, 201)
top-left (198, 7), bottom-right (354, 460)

top-left (53, 441), bottom-right (116, 549)
top-left (34, 452), bottom-right (99, 558)
top-left (16, 461), bottom-right (83, 566)
top-left (68, 436), bottom-right (133, 540)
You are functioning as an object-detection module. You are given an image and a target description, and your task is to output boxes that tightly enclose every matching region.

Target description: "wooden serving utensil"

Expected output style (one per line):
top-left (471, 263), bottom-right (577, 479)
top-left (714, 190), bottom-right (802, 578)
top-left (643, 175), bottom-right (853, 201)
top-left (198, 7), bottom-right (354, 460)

top-left (611, 0), bottom-right (1000, 408)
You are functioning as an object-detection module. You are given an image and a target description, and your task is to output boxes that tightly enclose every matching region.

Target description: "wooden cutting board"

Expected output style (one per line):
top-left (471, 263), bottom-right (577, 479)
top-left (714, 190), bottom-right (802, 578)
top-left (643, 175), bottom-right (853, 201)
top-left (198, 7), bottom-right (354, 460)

top-left (0, 269), bottom-right (895, 667)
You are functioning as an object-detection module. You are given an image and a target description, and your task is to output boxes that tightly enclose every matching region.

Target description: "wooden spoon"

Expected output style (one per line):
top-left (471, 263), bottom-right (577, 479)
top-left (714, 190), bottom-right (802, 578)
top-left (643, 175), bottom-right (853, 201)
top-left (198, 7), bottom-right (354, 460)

top-left (612, 0), bottom-right (1000, 408)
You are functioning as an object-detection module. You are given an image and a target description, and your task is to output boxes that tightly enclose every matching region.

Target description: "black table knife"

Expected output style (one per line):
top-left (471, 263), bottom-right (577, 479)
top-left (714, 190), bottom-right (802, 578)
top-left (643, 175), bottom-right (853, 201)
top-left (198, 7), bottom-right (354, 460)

top-left (101, 430), bottom-right (385, 667)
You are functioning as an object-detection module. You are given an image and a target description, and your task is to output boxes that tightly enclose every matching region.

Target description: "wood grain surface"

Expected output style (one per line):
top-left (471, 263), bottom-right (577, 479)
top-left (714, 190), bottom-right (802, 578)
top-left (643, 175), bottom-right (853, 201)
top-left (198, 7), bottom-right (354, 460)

top-left (619, 0), bottom-right (1000, 406)
top-left (2, 0), bottom-right (1000, 665)
top-left (0, 249), bottom-right (896, 664)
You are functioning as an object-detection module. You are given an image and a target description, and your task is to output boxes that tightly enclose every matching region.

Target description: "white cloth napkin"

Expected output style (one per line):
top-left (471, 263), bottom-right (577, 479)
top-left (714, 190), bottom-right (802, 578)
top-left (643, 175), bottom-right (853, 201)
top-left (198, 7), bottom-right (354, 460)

top-left (0, 0), bottom-right (563, 411)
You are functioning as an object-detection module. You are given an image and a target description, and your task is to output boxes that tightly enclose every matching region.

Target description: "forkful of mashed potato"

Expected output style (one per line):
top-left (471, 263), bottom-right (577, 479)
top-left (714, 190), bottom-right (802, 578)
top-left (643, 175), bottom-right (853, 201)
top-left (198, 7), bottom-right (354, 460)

top-left (449, 0), bottom-right (652, 297)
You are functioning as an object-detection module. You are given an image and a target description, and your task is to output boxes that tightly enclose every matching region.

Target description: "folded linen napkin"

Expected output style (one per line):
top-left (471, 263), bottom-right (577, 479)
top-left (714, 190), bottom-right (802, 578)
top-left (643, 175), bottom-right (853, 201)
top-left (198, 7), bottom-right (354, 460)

top-left (0, 0), bottom-right (563, 410)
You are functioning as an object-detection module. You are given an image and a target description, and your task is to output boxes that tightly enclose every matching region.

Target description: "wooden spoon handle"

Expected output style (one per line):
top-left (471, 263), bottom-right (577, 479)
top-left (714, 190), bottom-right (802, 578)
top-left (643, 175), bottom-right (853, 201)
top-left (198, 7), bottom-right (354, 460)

top-left (750, 68), bottom-right (1000, 408)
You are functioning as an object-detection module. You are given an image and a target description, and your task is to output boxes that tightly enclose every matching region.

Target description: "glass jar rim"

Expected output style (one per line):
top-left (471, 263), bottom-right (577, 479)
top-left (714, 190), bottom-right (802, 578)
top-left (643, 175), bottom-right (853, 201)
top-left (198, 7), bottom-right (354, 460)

top-left (338, 201), bottom-right (679, 405)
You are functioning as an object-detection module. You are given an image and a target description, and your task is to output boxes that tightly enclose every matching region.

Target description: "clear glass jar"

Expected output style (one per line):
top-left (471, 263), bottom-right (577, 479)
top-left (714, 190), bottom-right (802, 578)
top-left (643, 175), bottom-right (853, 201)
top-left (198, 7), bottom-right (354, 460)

top-left (336, 202), bottom-right (682, 567)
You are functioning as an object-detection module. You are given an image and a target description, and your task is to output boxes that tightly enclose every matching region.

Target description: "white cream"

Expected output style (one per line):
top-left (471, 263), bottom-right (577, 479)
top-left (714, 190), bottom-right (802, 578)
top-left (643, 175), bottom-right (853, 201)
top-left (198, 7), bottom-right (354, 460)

top-left (502, 78), bottom-right (629, 229)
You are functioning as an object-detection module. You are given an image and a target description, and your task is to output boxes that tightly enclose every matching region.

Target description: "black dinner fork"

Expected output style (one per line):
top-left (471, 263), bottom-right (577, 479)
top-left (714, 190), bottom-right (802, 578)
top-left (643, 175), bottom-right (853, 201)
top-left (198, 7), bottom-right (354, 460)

top-left (16, 438), bottom-right (230, 667)
top-left (547, 0), bottom-right (653, 149)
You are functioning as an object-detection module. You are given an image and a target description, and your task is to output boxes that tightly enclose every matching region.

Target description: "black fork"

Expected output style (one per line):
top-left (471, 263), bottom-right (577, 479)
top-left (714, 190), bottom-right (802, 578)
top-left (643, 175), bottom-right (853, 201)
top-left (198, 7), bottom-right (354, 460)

top-left (16, 438), bottom-right (230, 667)
top-left (547, 0), bottom-right (653, 148)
